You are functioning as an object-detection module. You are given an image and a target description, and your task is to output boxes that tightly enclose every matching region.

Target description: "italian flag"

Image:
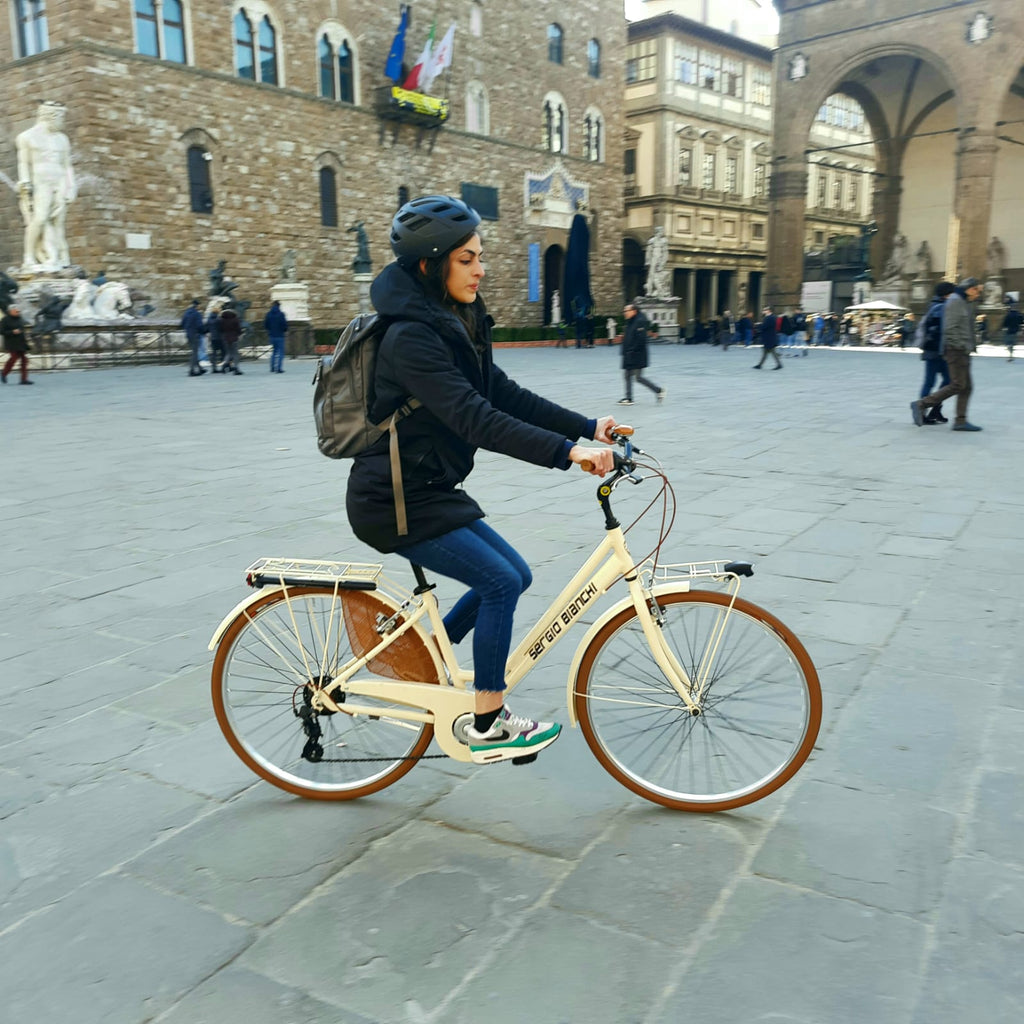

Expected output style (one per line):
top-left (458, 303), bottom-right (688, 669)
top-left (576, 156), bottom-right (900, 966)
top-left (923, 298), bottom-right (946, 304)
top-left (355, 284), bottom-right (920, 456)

top-left (403, 21), bottom-right (435, 91)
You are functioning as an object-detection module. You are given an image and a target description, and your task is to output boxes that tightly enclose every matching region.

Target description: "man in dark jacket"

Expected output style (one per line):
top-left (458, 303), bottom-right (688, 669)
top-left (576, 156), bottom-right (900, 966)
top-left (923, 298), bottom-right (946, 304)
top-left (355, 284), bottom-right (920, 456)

top-left (1, 305), bottom-right (32, 384)
top-left (912, 277), bottom-right (983, 430)
top-left (179, 299), bottom-right (206, 376)
top-left (263, 300), bottom-right (289, 373)
top-left (753, 305), bottom-right (782, 369)
top-left (618, 303), bottom-right (665, 405)
top-left (1002, 301), bottom-right (1022, 362)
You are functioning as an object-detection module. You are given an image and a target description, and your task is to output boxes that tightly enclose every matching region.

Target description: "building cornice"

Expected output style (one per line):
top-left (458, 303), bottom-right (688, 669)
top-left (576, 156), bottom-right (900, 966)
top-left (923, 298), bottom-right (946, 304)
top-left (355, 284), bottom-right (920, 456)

top-left (628, 13), bottom-right (775, 60)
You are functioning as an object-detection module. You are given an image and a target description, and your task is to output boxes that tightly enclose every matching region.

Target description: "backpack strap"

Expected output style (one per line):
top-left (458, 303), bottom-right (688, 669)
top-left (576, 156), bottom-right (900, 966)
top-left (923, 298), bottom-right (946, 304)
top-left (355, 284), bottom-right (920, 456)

top-left (375, 399), bottom-right (422, 537)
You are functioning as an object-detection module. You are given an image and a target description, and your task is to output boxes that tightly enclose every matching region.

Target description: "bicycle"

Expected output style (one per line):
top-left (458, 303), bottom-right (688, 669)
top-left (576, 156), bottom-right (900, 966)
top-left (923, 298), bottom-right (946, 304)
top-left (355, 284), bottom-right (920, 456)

top-left (209, 429), bottom-right (821, 812)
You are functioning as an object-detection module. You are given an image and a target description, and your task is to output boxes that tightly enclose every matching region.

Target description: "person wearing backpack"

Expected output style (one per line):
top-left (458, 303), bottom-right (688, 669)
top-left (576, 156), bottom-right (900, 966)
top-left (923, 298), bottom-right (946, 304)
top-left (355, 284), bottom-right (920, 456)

top-left (914, 281), bottom-right (955, 424)
top-left (1002, 300), bottom-right (1022, 362)
top-left (345, 195), bottom-right (617, 765)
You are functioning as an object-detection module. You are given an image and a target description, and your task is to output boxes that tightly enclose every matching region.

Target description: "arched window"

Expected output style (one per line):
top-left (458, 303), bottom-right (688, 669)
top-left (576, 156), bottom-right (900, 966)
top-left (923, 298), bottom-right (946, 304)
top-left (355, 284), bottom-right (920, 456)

top-left (319, 167), bottom-right (338, 227)
top-left (588, 38), bottom-right (601, 78)
top-left (258, 15), bottom-right (277, 85)
top-left (315, 23), bottom-right (358, 105)
top-left (466, 81), bottom-right (489, 135)
top-left (234, 10), bottom-right (255, 80)
top-left (234, 6), bottom-right (280, 84)
top-left (134, 0), bottom-right (187, 63)
top-left (583, 109), bottom-right (603, 162)
top-left (14, 0), bottom-right (49, 57)
top-left (318, 35), bottom-right (334, 98)
top-left (547, 24), bottom-right (563, 64)
top-left (543, 96), bottom-right (567, 154)
top-left (337, 39), bottom-right (353, 103)
top-left (187, 145), bottom-right (213, 214)
top-left (469, 1), bottom-right (483, 38)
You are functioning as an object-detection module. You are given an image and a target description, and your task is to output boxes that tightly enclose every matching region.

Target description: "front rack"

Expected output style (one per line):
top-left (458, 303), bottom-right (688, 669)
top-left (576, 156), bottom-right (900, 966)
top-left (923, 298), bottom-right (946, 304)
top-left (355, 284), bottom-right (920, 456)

top-left (246, 557), bottom-right (384, 590)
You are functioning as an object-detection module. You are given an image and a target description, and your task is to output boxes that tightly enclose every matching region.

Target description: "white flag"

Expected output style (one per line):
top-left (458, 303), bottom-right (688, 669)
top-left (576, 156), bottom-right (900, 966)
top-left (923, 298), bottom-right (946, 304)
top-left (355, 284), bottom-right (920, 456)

top-left (422, 23), bottom-right (456, 93)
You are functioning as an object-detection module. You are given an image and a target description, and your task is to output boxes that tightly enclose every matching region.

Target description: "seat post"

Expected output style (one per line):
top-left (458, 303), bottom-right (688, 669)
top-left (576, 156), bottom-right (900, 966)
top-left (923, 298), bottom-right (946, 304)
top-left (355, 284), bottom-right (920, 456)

top-left (411, 564), bottom-right (434, 594)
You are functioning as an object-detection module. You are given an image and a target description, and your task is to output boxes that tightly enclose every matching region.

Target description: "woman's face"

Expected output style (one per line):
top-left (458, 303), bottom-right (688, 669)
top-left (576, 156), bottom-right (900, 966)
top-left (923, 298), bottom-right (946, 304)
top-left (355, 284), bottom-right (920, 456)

top-left (444, 234), bottom-right (485, 304)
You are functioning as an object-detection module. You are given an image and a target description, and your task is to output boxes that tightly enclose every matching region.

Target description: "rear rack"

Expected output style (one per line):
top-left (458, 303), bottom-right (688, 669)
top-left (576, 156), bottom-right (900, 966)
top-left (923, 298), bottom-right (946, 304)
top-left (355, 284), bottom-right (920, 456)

top-left (245, 557), bottom-right (383, 590)
top-left (647, 559), bottom-right (755, 585)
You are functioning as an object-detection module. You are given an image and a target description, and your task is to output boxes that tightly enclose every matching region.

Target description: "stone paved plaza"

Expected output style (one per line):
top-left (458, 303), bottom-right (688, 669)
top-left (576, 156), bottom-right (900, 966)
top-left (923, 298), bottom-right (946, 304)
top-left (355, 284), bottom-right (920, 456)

top-left (1, 342), bottom-right (1022, 1024)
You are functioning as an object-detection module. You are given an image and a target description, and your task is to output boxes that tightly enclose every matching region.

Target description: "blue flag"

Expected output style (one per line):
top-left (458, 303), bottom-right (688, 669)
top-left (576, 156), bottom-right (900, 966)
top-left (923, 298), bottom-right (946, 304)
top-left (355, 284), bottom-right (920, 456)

top-left (384, 5), bottom-right (410, 83)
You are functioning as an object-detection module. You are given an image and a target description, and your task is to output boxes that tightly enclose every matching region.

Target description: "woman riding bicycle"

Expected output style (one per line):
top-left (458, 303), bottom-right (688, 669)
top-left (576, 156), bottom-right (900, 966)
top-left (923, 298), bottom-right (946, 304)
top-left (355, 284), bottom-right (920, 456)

top-left (345, 195), bottom-right (616, 763)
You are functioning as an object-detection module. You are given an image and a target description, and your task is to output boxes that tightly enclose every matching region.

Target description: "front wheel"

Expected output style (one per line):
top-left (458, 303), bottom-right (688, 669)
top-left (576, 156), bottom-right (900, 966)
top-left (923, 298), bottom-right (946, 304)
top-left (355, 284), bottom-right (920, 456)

top-left (573, 589), bottom-right (821, 812)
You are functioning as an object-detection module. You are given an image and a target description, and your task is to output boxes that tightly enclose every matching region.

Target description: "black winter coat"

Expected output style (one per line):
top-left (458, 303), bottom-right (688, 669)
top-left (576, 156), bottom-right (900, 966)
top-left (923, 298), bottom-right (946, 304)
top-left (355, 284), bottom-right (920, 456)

top-left (1, 313), bottom-right (29, 353)
top-left (346, 262), bottom-right (595, 553)
top-left (620, 312), bottom-right (650, 370)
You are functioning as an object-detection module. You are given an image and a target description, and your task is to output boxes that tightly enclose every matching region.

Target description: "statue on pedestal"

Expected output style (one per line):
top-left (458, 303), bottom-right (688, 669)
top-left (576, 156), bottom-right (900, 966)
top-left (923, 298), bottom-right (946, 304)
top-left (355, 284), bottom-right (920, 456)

top-left (644, 227), bottom-right (671, 299)
top-left (280, 249), bottom-right (297, 281)
top-left (348, 222), bottom-right (372, 275)
top-left (17, 101), bottom-right (77, 273)
top-left (915, 240), bottom-right (933, 278)
top-left (878, 231), bottom-right (909, 285)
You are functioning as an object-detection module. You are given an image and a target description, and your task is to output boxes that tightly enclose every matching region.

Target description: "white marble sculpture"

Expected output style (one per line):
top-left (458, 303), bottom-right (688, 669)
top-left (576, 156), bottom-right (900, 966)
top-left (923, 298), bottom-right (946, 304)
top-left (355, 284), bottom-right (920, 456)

top-left (62, 280), bottom-right (133, 323)
top-left (17, 101), bottom-right (77, 273)
top-left (644, 226), bottom-right (671, 299)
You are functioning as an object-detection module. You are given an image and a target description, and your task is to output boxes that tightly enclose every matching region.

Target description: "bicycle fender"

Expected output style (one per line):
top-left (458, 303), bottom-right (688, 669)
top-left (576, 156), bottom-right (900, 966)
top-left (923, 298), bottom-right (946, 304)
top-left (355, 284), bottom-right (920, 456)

top-left (209, 586), bottom-right (287, 650)
top-left (564, 583), bottom-right (689, 726)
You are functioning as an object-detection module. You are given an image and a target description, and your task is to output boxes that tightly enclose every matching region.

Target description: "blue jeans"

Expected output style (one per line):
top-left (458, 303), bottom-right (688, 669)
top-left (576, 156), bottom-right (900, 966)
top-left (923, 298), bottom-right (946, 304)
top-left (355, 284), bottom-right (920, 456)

top-left (396, 519), bottom-right (531, 692)
top-left (920, 356), bottom-right (950, 399)
top-left (269, 336), bottom-right (285, 372)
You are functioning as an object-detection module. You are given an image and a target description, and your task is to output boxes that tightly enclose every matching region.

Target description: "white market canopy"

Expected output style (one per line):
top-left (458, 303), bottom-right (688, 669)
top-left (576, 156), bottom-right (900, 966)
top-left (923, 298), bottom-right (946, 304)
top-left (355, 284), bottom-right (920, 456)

top-left (844, 300), bottom-right (909, 312)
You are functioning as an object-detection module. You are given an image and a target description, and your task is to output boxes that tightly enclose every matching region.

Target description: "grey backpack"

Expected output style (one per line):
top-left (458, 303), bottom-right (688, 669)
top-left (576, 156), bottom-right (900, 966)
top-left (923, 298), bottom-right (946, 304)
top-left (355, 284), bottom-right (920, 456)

top-left (312, 313), bottom-right (420, 535)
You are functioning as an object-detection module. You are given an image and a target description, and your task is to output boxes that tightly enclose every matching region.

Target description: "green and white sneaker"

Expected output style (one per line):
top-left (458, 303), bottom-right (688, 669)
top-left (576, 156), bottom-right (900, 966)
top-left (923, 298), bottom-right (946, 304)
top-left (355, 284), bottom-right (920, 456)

top-left (465, 706), bottom-right (562, 764)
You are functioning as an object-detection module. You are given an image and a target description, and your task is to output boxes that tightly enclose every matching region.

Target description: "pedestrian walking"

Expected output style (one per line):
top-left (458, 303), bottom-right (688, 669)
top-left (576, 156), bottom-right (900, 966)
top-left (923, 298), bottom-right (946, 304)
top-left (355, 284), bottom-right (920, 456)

top-left (219, 306), bottom-right (243, 375)
top-left (1, 305), bottom-right (33, 384)
top-left (911, 277), bottom-right (984, 431)
top-left (346, 193), bottom-right (617, 764)
top-left (180, 298), bottom-right (206, 376)
top-left (812, 312), bottom-right (825, 346)
top-left (897, 312), bottom-right (915, 350)
top-left (206, 304), bottom-right (225, 371)
top-left (1002, 301), bottom-right (1022, 362)
top-left (263, 299), bottom-right (289, 373)
top-left (791, 307), bottom-right (808, 355)
top-left (719, 309), bottom-right (736, 350)
top-left (618, 303), bottom-right (665, 405)
top-left (753, 306), bottom-right (782, 369)
top-left (738, 311), bottom-right (753, 347)
top-left (915, 281), bottom-right (955, 424)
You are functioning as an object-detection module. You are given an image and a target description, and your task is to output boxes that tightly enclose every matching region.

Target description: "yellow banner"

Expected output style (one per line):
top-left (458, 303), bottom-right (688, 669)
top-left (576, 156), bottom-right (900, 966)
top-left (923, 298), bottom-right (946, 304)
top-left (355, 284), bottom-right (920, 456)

top-left (389, 86), bottom-right (450, 120)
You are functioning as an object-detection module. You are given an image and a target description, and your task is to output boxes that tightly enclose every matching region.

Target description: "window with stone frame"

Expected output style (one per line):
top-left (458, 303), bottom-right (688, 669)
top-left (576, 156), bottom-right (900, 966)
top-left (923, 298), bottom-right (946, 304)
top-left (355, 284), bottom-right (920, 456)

top-left (699, 50), bottom-right (721, 91)
top-left (134, 0), bottom-right (187, 63)
top-left (543, 96), bottom-right (567, 154)
top-left (234, 6), bottom-right (280, 85)
top-left (583, 110), bottom-right (604, 163)
top-left (318, 30), bottom-right (354, 103)
top-left (13, 0), bottom-right (49, 57)
top-left (319, 166), bottom-right (338, 227)
top-left (547, 23), bottom-right (563, 64)
top-left (466, 81), bottom-right (489, 135)
top-left (722, 56), bottom-right (743, 98)
top-left (187, 145), bottom-right (213, 214)
top-left (848, 173), bottom-right (859, 211)
top-left (751, 67), bottom-right (771, 106)
top-left (701, 150), bottom-right (717, 190)
top-left (674, 42), bottom-right (697, 85)
top-left (625, 38), bottom-right (656, 83)
top-left (678, 147), bottom-right (692, 187)
top-left (816, 171), bottom-right (827, 207)
top-left (469, 0), bottom-right (482, 38)
top-left (588, 38), bottom-right (601, 78)
top-left (725, 155), bottom-right (738, 195)
top-left (753, 163), bottom-right (766, 198)
top-left (624, 148), bottom-right (636, 176)
top-left (831, 176), bottom-right (842, 208)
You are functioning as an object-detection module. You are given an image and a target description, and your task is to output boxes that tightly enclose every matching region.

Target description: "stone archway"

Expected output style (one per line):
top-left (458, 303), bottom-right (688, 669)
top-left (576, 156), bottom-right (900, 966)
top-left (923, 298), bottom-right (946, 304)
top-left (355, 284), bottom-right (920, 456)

top-left (768, 3), bottom-right (1024, 309)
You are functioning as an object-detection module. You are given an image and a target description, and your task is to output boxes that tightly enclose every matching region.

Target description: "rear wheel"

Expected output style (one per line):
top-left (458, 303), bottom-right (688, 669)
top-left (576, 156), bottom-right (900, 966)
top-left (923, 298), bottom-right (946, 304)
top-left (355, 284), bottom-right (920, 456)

top-left (212, 587), bottom-right (441, 800)
top-left (573, 589), bottom-right (820, 812)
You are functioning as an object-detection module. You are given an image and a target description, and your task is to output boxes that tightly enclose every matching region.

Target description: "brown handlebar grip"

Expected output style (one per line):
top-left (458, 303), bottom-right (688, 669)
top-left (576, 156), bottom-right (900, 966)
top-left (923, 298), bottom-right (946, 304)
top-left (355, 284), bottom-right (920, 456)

top-left (580, 459), bottom-right (595, 472)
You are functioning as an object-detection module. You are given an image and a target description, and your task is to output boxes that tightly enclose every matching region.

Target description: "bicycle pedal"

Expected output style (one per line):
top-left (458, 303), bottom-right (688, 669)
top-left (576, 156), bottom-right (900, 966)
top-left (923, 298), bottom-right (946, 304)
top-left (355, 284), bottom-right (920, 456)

top-left (511, 753), bottom-right (538, 766)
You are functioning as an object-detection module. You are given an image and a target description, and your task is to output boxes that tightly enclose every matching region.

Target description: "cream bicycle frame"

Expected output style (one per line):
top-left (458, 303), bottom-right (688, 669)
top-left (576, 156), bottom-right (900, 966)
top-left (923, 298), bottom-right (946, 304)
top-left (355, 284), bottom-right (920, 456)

top-left (309, 524), bottom-right (701, 763)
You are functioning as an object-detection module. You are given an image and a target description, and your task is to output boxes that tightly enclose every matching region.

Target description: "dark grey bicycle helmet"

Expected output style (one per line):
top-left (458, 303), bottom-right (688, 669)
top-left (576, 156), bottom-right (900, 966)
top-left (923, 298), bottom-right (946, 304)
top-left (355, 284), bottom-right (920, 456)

top-left (390, 195), bottom-right (481, 262)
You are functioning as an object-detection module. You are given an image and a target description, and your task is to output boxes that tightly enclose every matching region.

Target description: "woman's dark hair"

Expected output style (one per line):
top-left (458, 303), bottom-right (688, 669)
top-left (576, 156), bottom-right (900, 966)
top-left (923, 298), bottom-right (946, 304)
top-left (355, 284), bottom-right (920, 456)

top-left (414, 230), bottom-right (480, 337)
top-left (934, 281), bottom-right (956, 298)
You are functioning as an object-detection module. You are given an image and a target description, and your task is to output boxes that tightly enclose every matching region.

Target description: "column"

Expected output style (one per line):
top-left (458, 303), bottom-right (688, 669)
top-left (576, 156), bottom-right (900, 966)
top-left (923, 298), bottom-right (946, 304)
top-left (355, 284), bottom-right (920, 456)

top-left (953, 129), bottom-right (998, 280)
top-left (708, 271), bottom-right (719, 318)
top-left (765, 166), bottom-right (808, 311)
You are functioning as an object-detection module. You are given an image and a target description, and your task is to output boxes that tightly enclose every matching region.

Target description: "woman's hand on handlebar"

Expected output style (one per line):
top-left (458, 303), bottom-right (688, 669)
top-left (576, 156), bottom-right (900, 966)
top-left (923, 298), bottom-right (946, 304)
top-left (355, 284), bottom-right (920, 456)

top-left (570, 445), bottom-right (616, 476)
top-left (593, 416), bottom-right (619, 444)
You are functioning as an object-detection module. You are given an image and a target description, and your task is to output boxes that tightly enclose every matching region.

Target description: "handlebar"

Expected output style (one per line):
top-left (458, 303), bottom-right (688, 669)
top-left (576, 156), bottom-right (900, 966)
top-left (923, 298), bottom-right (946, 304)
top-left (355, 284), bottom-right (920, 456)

top-left (579, 427), bottom-right (636, 474)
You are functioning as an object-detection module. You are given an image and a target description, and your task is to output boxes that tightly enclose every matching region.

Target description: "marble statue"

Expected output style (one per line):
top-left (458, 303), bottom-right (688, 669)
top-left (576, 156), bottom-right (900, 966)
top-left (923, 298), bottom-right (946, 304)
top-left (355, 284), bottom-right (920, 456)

top-left (349, 222), bottom-right (372, 274)
top-left (986, 236), bottom-right (1006, 279)
top-left (879, 231), bottom-right (909, 283)
top-left (551, 289), bottom-right (561, 325)
top-left (644, 226), bottom-right (671, 299)
top-left (915, 240), bottom-right (933, 278)
top-left (280, 249), bottom-right (297, 281)
top-left (209, 260), bottom-right (228, 297)
top-left (62, 279), bottom-right (134, 322)
top-left (64, 277), bottom-right (98, 321)
top-left (17, 101), bottom-right (77, 273)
